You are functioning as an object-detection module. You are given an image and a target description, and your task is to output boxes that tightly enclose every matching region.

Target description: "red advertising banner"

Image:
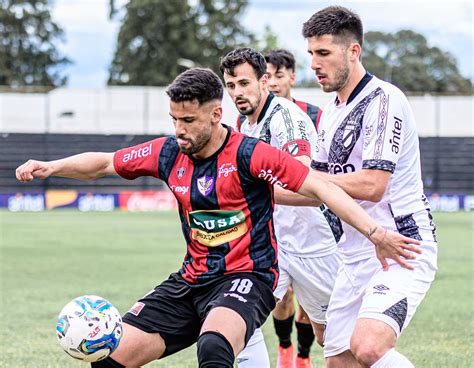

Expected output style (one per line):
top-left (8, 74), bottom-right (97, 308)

top-left (119, 191), bottom-right (177, 212)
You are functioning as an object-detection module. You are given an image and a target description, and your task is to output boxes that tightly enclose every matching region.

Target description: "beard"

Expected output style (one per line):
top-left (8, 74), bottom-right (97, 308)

top-left (177, 122), bottom-right (212, 156)
top-left (235, 92), bottom-right (262, 116)
top-left (323, 57), bottom-right (350, 93)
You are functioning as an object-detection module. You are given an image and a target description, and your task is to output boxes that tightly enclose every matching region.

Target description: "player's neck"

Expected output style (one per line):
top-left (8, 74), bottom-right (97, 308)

top-left (247, 90), bottom-right (270, 125)
top-left (192, 124), bottom-right (228, 160)
top-left (336, 64), bottom-right (366, 104)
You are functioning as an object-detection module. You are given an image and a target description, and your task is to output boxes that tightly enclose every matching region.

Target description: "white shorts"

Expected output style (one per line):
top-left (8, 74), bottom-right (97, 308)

top-left (323, 241), bottom-right (437, 358)
top-left (274, 249), bottom-right (342, 324)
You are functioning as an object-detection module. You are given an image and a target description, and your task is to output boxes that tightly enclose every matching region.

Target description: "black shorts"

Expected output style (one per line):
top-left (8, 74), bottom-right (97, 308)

top-left (122, 272), bottom-right (275, 357)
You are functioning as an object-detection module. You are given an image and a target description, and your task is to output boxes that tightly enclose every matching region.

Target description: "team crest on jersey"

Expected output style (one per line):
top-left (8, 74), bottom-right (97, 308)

top-left (197, 175), bottom-right (214, 196)
top-left (188, 210), bottom-right (248, 246)
top-left (282, 139), bottom-right (310, 157)
top-left (176, 167), bottom-right (185, 179)
top-left (343, 121), bottom-right (357, 148)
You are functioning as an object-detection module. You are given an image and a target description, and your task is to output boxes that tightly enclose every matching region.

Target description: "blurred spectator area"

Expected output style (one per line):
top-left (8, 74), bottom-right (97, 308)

top-left (0, 87), bottom-right (472, 193)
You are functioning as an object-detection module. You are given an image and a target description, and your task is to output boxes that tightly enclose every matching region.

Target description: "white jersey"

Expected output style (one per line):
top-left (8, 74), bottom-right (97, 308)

top-left (240, 93), bottom-right (340, 257)
top-left (313, 74), bottom-right (436, 263)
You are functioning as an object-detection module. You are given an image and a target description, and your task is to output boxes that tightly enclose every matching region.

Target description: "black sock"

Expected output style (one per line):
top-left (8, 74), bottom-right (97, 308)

top-left (91, 356), bottom-right (125, 368)
top-left (273, 314), bottom-right (294, 348)
top-left (295, 321), bottom-right (315, 358)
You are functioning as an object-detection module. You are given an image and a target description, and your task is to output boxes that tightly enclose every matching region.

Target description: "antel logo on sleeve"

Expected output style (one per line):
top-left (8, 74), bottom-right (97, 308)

top-left (122, 143), bottom-right (152, 162)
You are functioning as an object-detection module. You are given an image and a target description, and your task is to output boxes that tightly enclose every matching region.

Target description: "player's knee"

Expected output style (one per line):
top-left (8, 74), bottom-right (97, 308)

top-left (90, 356), bottom-right (124, 368)
top-left (197, 331), bottom-right (234, 368)
top-left (350, 339), bottom-right (386, 366)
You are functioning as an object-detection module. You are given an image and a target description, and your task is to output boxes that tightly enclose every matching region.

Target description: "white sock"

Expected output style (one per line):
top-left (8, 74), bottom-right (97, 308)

top-left (371, 348), bottom-right (415, 368)
top-left (236, 328), bottom-right (270, 368)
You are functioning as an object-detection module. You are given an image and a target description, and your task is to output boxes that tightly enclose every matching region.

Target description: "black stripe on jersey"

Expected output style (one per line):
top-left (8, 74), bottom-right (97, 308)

top-left (259, 104), bottom-right (283, 143)
top-left (256, 92), bottom-right (276, 124)
top-left (306, 103), bottom-right (319, 127)
top-left (393, 213), bottom-right (422, 241)
top-left (178, 202), bottom-right (193, 278)
top-left (310, 160), bottom-right (329, 172)
top-left (346, 72), bottom-right (373, 105)
top-left (237, 137), bottom-right (277, 287)
top-left (190, 158), bottom-right (231, 283)
top-left (319, 204), bottom-right (344, 243)
top-left (158, 137), bottom-right (180, 184)
top-left (328, 87), bottom-right (384, 168)
top-left (362, 159), bottom-right (396, 173)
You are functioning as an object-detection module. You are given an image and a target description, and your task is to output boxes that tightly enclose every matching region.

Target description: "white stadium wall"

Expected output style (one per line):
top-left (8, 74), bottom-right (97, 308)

top-left (0, 87), bottom-right (472, 137)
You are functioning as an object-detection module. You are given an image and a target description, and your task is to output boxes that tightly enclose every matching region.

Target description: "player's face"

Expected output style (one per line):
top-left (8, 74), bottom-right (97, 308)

top-left (307, 34), bottom-right (351, 93)
top-left (170, 100), bottom-right (219, 156)
top-left (223, 62), bottom-right (267, 116)
top-left (266, 63), bottom-right (295, 100)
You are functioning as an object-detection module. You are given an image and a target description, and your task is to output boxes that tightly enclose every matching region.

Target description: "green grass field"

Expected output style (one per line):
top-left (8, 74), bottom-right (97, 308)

top-left (0, 210), bottom-right (472, 367)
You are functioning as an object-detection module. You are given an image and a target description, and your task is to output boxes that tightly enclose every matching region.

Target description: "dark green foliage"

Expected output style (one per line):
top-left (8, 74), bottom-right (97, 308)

top-left (108, 0), bottom-right (255, 86)
top-left (0, 0), bottom-right (70, 88)
top-left (363, 30), bottom-right (472, 94)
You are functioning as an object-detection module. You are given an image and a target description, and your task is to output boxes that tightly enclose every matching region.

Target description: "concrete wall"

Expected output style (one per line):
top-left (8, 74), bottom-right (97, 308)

top-left (0, 87), bottom-right (472, 137)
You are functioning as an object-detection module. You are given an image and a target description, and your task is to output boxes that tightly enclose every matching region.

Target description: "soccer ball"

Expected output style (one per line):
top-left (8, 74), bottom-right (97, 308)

top-left (56, 295), bottom-right (123, 363)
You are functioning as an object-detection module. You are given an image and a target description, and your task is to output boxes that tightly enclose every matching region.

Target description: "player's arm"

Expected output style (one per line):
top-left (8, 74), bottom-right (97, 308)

top-left (325, 169), bottom-right (391, 202)
top-left (274, 185), bottom-right (322, 206)
top-left (297, 169), bottom-right (421, 270)
top-left (16, 152), bottom-right (116, 182)
top-left (273, 155), bottom-right (322, 206)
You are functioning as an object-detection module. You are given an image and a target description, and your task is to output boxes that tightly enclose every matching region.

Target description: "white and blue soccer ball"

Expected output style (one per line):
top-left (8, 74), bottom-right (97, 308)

top-left (56, 295), bottom-right (123, 363)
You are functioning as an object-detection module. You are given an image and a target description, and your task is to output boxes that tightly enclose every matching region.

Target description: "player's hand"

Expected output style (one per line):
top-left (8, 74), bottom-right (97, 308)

top-left (16, 160), bottom-right (53, 182)
top-left (370, 228), bottom-right (422, 271)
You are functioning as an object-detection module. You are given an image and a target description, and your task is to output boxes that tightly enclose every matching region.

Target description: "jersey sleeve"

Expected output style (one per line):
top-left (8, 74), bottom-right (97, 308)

top-left (113, 138), bottom-right (166, 180)
top-left (361, 89), bottom-right (407, 173)
top-left (250, 141), bottom-right (309, 193)
top-left (271, 107), bottom-right (315, 158)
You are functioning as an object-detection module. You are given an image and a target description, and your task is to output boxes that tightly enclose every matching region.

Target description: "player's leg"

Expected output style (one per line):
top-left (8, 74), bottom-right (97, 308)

top-left (236, 328), bottom-right (270, 368)
top-left (322, 258), bottom-right (363, 368)
top-left (350, 240), bottom-right (437, 367)
top-left (290, 251), bottom-right (342, 368)
top-left (272, 252), bottom-right (295, 368)
top-left (93, 273), bottom-right (201, 367)
top-left (196, 273), bottom-right (276, 368)
top-left (92, 323), bottom-right (166, 367)
top-left (295, 305), bottom-right (315, 367)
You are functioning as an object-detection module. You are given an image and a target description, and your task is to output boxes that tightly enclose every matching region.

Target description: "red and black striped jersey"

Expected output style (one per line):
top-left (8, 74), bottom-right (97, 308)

top-left (113, 125), bottom-right (309, 289)
top-left (292, 98), bottom-right (323, 132)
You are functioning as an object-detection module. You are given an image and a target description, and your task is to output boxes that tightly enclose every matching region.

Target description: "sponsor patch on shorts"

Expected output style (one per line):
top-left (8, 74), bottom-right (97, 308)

top-left (129, 302), bottom-right (145, 316)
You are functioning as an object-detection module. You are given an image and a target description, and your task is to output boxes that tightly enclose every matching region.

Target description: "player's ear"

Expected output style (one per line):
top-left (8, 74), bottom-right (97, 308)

top-left (260, 73), bottom-right (269, 89)
top-left (211, 105), bottom-right (222, 124)
top-left (290, 71), bottom-right (296, 87)
top-left (348, 42), bottom-right (361, 62)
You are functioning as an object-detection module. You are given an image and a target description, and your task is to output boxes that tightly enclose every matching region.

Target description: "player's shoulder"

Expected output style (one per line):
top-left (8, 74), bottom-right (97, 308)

top-left (273, 96), bottom-right (312, 120)
top-left (368, 76), bottom-right (408, 102)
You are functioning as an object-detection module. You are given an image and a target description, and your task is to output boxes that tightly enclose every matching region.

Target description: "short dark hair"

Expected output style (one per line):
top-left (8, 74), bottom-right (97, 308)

top-left (166, 68), bottom-right (223, 105)
top-left (265, 49), bottom-right (296, 72)
top-left (219, 47), bottom-right (267, 79)
top-left (302, 6), bottom-right (363, 47)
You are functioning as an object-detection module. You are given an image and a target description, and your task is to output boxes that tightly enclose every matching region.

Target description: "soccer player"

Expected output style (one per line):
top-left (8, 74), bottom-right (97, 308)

top-left (301, 6), bottom-right (438, 367)
top-left (16, 68), bottom-right (421, 368)
top-left (265, 49), bottom-right (322, 129)
top-left (265, 48), bottom-right (329, 367)
top-left (221, 47), bottom-right (342, 368)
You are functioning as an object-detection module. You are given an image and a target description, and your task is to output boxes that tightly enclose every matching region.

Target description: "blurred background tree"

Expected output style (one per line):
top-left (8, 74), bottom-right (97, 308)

top-left (363, 30), bottom-right (472, 94)
top-left (108, 0), bottom-right (255, 86)
top-left (0, 0), bottom-right (70, 89)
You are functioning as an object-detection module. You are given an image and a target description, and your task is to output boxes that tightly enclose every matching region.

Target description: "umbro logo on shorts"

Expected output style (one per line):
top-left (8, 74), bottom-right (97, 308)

top-left (373, 284), bottom-right (390, 291)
